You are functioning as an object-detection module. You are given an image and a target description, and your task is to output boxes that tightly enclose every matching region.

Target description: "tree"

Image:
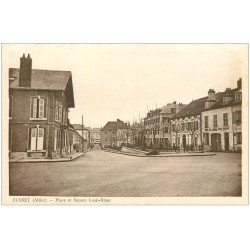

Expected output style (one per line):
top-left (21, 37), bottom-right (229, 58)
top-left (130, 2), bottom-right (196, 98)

top-left (187, 118), bottom-right (200, 151)
top-left (171, 120), bottom-right (182, 152)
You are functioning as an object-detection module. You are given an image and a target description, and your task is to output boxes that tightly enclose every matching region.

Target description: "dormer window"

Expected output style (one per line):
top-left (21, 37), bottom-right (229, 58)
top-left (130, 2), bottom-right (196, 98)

top-left (235, 92), bottom-right (242, 102)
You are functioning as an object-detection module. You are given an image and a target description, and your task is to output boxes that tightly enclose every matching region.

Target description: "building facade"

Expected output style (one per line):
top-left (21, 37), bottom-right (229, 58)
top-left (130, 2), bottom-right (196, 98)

top-left (144, 102), bottom-right (185, 147)
top-left (201, 79), bottom-right (242, 152)
top-left (170, 91), bottom-right (218, 150)
top-left (9, 54), bottom-right (75, 159)
top-left (100, 119), bottom-right (130, 148)
top-left (89, 128), bottom-right (101, 144)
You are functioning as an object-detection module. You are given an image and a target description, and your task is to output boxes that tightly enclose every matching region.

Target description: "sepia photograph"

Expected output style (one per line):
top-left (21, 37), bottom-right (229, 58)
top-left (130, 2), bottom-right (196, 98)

top-left (1, 43), bottom-right (248, 205)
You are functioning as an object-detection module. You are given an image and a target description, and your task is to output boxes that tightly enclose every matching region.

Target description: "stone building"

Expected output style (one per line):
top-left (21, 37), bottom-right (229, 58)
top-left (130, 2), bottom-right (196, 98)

top-left (144, 102), bottom-right (185, 147)
top-left (201, 78), bottom-right (242, 152)
top-left (170, 97), bottom-right (207, 150)
top-left (100, 119), bottom-right (130, 148)
top-left (171, 78), bottom-right (242, 152)
top-left (9, 54), bottom-right (75, 159)
top-left (89, 128), bottom-right (101, 144)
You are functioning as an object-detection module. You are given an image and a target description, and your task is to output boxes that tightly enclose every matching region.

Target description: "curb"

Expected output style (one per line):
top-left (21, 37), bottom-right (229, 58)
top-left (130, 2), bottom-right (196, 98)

top-left (103, 149), bottom-right (216, 157)
top-left (9, 148), bottom-right (91, 163)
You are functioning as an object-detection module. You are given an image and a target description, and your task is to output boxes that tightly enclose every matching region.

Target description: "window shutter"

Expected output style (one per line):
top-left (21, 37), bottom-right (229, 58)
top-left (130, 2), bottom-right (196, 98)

top-left (39, 98), bottom-right (44, 118)
top-left (33, 98), bottom-right (38, 118)
top-left (37, 128), bottom-right (44, 150)
top-left (30, 128), bottom-right (37, 150)
top-left (59, 106), bottom-right (62, 123)
top-left (54, 129), bottom-right (57, 151)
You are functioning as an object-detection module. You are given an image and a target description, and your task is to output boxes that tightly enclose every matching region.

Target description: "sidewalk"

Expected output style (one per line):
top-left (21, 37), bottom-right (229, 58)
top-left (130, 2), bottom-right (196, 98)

top-left (104, 148), bottom-right (215, 157)
top-left (9, 151), bottom-right (88, 163)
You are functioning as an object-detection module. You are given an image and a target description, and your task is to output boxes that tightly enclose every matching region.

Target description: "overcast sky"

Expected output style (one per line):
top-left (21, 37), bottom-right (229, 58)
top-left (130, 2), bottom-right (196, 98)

top-left (4, 44), bottom-right (248, 128)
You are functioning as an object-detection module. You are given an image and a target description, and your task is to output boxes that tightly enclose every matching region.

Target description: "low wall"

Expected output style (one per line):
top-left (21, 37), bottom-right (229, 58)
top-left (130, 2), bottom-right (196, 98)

top-left (121, 147), bottom-right (146, 155)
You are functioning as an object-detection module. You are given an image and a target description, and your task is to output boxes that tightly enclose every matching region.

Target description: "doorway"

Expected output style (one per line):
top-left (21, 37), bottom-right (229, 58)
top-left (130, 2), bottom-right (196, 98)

top-left (182, 135), bottom-right (186, 150)
top-left (211, 133), bottom-right (221, 151)
top-left (224, 132), bottom-right (229, 151)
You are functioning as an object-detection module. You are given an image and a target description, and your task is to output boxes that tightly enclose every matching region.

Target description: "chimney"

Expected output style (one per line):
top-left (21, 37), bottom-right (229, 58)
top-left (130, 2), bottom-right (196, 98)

top-left (208, 89), bottom-right (216, 101)
top-left (19, 53), bottom-right (32, 87)
top-left (237, 78), bottom-right (242, 89)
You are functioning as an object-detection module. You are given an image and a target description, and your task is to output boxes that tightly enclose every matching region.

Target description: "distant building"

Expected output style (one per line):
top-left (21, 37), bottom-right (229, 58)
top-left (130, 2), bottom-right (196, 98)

top-left (144, 102), bottom-right (185, 147)
top-left (100, 119), bottom-right (130, 148)
top-left (72, 124), bottom-right (90, 151)
top-left (201, 78), bottom-right (242, 152)
top-left (9, 54), bottom-right (75, 159)
top-left (89, 128), bottom-right (101, 144)
top-left (170, 96), bottom-right (208, 150)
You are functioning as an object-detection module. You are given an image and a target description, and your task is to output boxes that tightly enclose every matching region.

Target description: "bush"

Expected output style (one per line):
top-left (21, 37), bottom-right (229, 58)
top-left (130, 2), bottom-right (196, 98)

top-left (146, 150), bottom-right (159, 155)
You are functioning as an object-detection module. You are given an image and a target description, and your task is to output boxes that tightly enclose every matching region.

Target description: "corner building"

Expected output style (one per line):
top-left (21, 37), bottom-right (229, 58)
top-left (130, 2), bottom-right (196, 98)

top-left (9, 54), bottom-right (75, 159)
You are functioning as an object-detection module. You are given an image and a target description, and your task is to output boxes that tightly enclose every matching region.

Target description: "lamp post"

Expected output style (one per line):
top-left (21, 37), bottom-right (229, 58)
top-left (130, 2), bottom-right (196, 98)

top-left (178, 134), bottom-right (181, 153)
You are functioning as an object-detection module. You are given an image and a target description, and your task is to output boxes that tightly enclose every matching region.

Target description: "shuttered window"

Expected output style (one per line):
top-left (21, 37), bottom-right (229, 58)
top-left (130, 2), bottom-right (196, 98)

top-left (30, 127), bottom-right (45, 151)
top-left (31, 97), bottom-right (46, 119)
top-left (58, 106), bottom-right (62, 123)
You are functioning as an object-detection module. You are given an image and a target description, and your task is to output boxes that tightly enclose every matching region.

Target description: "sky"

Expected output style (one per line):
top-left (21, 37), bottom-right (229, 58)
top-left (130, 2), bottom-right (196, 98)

top-left (4, 44), bottom-right (248, 128)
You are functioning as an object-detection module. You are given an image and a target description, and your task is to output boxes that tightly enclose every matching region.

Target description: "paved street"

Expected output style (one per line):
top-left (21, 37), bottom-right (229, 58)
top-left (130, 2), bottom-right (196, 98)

top-left (9, 145), bottom-right (242, 197)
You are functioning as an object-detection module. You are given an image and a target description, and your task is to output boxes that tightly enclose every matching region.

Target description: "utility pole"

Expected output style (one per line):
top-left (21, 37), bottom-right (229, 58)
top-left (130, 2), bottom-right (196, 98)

top-left (82, 115), bottom-right (84, 152)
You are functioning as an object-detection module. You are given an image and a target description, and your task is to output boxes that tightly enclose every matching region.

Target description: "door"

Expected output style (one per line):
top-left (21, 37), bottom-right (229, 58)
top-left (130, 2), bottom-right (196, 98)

top-left (224, 132), bottom-right (229, 151)
top-left (211, 133), bottom-right (221, 151)
top-left (182, 135), bottom-right (186, 149)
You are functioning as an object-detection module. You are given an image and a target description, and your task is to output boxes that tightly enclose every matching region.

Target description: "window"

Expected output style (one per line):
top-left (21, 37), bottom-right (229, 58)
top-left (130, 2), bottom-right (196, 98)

top-left (58, 105), bottom-right (62, 123)
top-left (236, 132), bottom-right (242, 144)
top-left (213, 115), bottom-right (217, 128)
top-left (187, 122), bottom-right (191, 130)
top-left (235, 93), bottom-right (242, 102)
top-left (182, 122), bottom-right (185, 131)
top-left (31, 96), bottom-right (46, 119)
top-left (234, 111), bottom-right (241, 124)
top-left (172, 124), bottom-right (175, 132)
top-left (30, 127), bottom-right (45, 151)
top-left (164, 127), bottom-right (168, 133)
top-left (195, 121), bottom-right (199, 130)
top-left (171, 108), bottom-right (176, 114)
top-left (64, 109), bottom-right (68, 124)
top-left (223, 113), bottom-right (228, 126)
top-left (55, 99), bottom-right (59, 121)
top-left (163, 117), bottom-right (170, 123)
top-left (205, 116), bottom-right (209, 128)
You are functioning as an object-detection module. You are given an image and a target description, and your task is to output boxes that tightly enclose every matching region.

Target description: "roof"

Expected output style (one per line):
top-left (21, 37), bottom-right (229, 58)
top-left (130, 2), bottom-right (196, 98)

top-left (101, 121), bottom-right (129, 131)
top-left (171, 96), bottom-right (209, 119)
top-left (9, 68), bottom-right (75, 107)
top-left (73, 130), bottom-right (87, 141)
top-left (172, 87), bottom-right (240, 119)
top-left (72, 124), bottom-right (90, 130)
top-left (89, 128), bottom-right (101, 133)
top-left (205, 88), bottom-right (240, 110)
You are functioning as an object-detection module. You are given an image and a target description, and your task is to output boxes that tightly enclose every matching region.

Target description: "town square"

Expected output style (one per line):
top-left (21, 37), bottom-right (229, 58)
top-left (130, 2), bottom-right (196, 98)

top-left (6, 44), bottom-right (245, 198)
